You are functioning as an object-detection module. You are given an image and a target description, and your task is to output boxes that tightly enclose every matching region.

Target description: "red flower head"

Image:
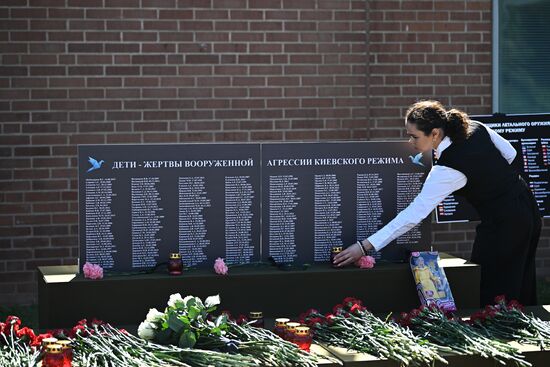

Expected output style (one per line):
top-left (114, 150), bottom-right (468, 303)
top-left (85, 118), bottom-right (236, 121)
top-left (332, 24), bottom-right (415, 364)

top-left (0, 322), bottom-right (4, 335)
top-left (342, 297), bottom-right (362, 307)
top-left (483, 305), bottom-right (497, 319)
top-left (307, 317), bottom-right (324, 328)
top-left (325, 313), bottom-right (336, 325)
top-left (409, 309), bottom-right (421, 319)
top-left (469, 311), bottom-right (486, 324)
top-left (494, 295), bottom-right (506, 304)
top-left (507, 300), bottom-right (524, 312)
top-left (5, 316), bottom-right (21, 333)
top-left (16, 327), bottom-right (37, 344)
top-left (236, 314), bottom-right (248, 325)
top-left (350, 303), bottom-right (365, 314)
top-left (31, 333), bottom-right (54, 347)
top-left (332, 304), bottom-right (344, 315)
top-left (91, 318), bottom-right (105, 326)
top-left (70, 324), bottom-right (87, 338)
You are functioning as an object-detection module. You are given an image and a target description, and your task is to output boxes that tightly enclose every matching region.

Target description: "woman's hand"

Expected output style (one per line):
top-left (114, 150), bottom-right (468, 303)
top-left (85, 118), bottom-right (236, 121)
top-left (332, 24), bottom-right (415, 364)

top-left (332, 240), bottom-right (374, 267)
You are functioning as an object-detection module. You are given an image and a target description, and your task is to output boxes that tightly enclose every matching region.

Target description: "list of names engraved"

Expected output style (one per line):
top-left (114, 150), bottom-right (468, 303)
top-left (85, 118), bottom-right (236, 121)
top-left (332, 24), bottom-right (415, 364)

top-left (314, 174), bottom-right (343, 261)
top-left (396, 172), bottom-right (424, 244)
top-left (268, 175), bottom-right (299, 263)
top-left (131, 177), bottom-right (163, 267)
top-left (356, 173), bottom-right (383, 243)
top-left (224, 176), bottom-right (255, 264)
top-left (178, 177), bottom-right (210, 266)
top-left (85, 178), bottom-right (117, 268)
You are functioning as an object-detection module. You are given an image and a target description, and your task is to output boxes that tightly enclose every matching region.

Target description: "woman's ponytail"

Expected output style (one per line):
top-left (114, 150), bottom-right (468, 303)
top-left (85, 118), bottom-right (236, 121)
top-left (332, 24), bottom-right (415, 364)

top-left (444, 108), bottom-right (469, 142)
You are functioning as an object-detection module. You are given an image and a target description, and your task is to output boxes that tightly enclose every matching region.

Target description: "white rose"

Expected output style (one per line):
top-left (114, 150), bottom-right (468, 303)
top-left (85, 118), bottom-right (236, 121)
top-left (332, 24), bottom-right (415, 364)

top-left (168, 293), bottom-right (184, 308)
top-left (137, 321), bottom-right (156, 340)
top-left (145, 308), bottom-right (164, 324)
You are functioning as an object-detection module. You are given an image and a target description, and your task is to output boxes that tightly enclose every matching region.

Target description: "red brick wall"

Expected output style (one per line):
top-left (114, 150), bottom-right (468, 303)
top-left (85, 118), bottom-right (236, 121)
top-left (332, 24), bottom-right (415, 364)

top-left (1, 0), bottom-right (548, 305)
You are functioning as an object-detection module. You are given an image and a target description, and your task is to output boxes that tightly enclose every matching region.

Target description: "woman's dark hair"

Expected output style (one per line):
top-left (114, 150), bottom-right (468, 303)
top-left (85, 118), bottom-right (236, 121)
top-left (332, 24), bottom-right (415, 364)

top-left (406, 100), bottom-right (469, 142)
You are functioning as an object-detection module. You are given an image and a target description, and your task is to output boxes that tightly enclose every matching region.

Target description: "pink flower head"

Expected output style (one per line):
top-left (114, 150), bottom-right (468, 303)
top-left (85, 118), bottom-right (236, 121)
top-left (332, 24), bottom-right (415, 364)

top-left (355, 255), bottom-right (376, 269)
top-left (83, 262), bottom-right (103, 280)
top-left (214, 257), bottom-right (228, 275)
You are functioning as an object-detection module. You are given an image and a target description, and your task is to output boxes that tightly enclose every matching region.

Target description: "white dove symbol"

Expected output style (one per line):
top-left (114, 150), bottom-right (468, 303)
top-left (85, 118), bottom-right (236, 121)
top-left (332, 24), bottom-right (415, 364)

top-left (409, 152), bottom-right (424, 167)
top-left (87, 157), bottom-right (104, 172)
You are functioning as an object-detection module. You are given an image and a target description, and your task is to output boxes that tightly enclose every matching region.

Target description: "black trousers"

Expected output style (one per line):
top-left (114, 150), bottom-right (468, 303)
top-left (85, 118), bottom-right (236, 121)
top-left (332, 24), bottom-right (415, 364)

top-left (471, 183), bottom-right (541, 306)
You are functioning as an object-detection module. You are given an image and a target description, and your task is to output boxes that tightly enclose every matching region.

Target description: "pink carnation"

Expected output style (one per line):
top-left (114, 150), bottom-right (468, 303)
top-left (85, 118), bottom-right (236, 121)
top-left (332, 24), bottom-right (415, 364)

top-left (83, 262), bottom-right (103, 280)
top-left (355, 255), bottom-right (376, 269)
top-left (214, 257), bottom-right (228, 275)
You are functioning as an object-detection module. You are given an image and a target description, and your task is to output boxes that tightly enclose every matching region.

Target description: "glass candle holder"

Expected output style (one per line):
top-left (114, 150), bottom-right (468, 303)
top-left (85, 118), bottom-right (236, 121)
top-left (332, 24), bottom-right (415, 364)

top-left (294, 326), bottom-right (312, 352)
top-left (56, 340), bottom-right (73, 367)
top-left (248, 311), bottom-right (264, 328)
top-left (284, 322), bottom-right (301, 342)
top-left (330, 246), bottom-right (343, 268)
top-left (41, 337), bottom-right (59, 351)
top-left (43, 344), bottom-right (64, 367)
top-left (168, 253), bottom-right (183, 275)
top-left (273, 317), bottom-right (290, 338)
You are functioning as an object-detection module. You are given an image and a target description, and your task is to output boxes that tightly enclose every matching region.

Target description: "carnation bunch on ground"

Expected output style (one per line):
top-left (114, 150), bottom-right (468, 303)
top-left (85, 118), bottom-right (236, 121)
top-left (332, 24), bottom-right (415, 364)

top-left (469, 295), bottom-right (550, 349)
top-left (301, 297), bottom-right (445, 366)
top-left (400, 304), bottom-right (531, 367)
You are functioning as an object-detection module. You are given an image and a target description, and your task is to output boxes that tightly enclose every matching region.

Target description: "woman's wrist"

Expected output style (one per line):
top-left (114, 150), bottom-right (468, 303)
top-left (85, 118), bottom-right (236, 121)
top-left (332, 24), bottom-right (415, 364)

top-left (359, 240), bottom-right (373, 252)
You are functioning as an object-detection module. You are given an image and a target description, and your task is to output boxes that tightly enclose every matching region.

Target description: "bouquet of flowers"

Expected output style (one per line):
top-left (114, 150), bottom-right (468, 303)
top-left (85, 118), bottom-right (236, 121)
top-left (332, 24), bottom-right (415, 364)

top-left (301, 297), bottom-right (446, 366)
top-left (469, 295), bottom-right (550, 349)
top-left (0, 316), bottom-right (42, 367)
top-left (138, 293), bottom-right (320, 367)
top-left (72, 323), bottom-right (258, 367)
top-left (400, 304), bottom-right (531, 366)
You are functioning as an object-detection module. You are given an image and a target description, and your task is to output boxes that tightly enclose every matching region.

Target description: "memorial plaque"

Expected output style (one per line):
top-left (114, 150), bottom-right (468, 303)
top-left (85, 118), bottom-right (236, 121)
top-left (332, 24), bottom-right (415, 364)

top-left (261, 142), bottom-right (432, 263)
top-left (79, 141), bottom-right (432, 271)
top-left (79, 144), bottom-right (261, 271)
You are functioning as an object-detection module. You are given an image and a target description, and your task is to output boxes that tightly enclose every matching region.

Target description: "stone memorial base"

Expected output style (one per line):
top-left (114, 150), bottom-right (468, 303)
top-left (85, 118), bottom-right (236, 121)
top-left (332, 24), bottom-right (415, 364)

top-left (38, 253), bottom-right (479, 329)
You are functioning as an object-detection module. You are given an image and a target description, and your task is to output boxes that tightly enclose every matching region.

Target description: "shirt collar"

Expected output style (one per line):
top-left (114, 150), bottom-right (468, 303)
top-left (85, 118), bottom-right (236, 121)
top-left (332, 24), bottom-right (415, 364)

top-left (435, 136), bottom-right (452, 158)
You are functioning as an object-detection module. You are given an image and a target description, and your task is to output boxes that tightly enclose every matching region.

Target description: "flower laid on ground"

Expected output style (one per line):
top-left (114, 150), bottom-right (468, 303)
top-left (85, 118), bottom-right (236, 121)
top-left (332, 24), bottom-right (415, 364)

top-left (301, 296), bottom-right (445, 366)
top-left (83, 262), bottom-right (104, 279)
top-left (399, 304), bottom-right (530, 367)
top-left (138, 293), bottom-right (320, 366)
top-left (0, 316), bottom-right (46, 366)
top-left (355, 255), bottom-right (376, 269)
top-left (469, 295), bottom-right (550, 349)
top-left (213, 257), bottom-right (229, 275)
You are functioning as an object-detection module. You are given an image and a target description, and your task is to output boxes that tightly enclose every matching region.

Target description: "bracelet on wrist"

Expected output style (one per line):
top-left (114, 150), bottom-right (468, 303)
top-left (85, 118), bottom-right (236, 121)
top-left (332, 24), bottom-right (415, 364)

top-left (356, 241), bottom-right (366, 256)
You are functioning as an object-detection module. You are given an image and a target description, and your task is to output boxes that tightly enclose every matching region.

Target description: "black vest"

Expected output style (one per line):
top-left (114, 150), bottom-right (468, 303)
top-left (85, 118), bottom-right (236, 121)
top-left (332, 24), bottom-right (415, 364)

top-left (436, 121), bottom-right (520, 218)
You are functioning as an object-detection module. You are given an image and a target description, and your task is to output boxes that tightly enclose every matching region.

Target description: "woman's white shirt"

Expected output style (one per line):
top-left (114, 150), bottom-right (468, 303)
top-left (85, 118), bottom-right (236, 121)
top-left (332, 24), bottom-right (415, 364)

top-left (366, 122), bottom-right (517, 251)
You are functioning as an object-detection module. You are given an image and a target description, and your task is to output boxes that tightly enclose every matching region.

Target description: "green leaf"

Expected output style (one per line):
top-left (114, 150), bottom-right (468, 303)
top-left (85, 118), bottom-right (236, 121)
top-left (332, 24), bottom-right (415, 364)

top-left (210, 326), bottom-right (222, 336)
top-left (204, 294), bottom-right (221, 308)
top-left (188, 305), bottom-right (201, 320)
top-left (167, 311), bottom-right (186, 334)
top-left (178, 330), bottom-right (197, 348)
top-left (155, 328), bottom-right (174, 345)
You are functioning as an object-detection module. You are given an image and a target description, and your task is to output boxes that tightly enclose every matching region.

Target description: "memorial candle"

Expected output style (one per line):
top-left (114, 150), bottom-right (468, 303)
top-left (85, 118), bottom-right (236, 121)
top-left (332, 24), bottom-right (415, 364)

top-left (168, 253), bottom-right (183, 275)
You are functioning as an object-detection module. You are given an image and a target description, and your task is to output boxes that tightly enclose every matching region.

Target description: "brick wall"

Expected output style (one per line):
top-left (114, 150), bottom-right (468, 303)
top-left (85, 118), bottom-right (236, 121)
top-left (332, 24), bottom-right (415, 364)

top-left (1, 0), bottom-right (549, 305)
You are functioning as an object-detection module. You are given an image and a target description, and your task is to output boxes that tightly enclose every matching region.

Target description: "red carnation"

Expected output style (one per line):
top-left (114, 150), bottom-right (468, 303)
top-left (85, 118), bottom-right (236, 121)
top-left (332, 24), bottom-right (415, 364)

top-left (16, 327), bottom-right (36, 344)
top-left (31, 333), bottom-right (53, 347)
